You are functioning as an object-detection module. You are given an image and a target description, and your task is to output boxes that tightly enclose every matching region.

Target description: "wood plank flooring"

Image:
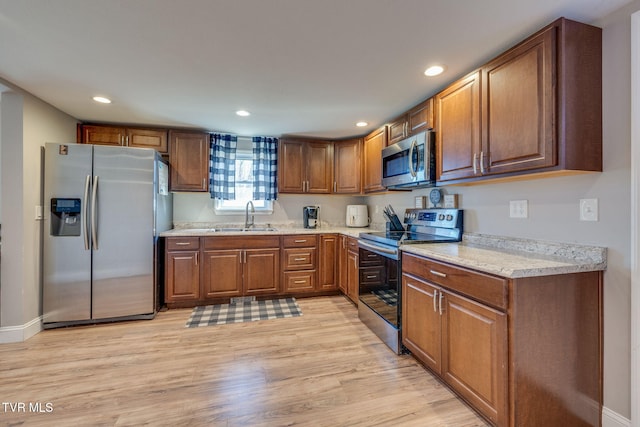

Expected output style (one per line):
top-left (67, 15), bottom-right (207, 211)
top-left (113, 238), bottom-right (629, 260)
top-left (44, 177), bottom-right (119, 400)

top-left (0, 296), bottom-right (489, 426)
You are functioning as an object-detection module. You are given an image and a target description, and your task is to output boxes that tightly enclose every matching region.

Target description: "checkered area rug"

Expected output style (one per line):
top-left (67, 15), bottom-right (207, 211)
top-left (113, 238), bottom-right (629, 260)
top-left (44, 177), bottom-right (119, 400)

top-left (372, 289), bottom-right (398, 307)
top-left (186, 298), bottom-right (302, 327)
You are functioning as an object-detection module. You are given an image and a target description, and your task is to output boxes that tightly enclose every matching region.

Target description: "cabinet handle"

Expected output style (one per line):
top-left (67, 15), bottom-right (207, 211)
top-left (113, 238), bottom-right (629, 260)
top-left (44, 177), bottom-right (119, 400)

top-left (294, 280), bottom-right (307, 284)
top-left (430, 270), bottom-right (447, 278)
top-left (294, 239), bottom-right (307, 243)
top-left (126, 136), bottom-right (129, 146)
top-left (294, 257), bottom-right (307, 261)
top-left (366, 275), bottom-right (377, 279)
top-left (473, 153), bottom-right (478, 175)
top-left (439, 292), bottom-right (444, 315)
top-left (120, 136), bottom-right (125, 146)
top-left (243, 251), bottom-right (247, 264)
top-left (203, 178), bottom-right (207, 189)
top-left (480, 151), bottom-right (485, 174)
top-left (367, 254), bottom-right (377, 258)
top-left (433, 290), bottom-right (438, 312)
top-left (195, 252), bottom-right (199, 266)
top-left (334, 182), bottom-right (337, 192)
top-left (175, 242), bottom-right (191, 246)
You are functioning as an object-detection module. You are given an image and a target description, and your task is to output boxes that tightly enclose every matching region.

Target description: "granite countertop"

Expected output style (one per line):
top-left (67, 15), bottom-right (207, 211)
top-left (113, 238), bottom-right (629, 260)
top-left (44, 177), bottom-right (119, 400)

top-left (401, 233), bottom-right (607, 279)
top-left (160, 224), bottom-right (373, 238)
top-left (161, 225), bottom-right (607, 279)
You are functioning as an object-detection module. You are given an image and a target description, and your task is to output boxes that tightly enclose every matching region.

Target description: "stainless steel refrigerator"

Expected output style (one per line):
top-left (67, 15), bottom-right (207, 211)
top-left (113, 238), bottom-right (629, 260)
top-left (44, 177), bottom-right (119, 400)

top-left (43, 143), bottom-right (172, 328)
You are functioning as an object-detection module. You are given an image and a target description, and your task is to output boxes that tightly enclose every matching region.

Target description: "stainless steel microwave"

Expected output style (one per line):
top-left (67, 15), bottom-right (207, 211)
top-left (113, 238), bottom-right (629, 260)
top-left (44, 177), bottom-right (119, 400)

top-left (381, 130), bottom-right (435, 189)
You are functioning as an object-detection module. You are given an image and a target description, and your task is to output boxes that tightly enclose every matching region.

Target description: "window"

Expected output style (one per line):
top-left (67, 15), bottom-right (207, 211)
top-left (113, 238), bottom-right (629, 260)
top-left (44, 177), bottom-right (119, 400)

top-left (214, 148), bottom-right (273, 214)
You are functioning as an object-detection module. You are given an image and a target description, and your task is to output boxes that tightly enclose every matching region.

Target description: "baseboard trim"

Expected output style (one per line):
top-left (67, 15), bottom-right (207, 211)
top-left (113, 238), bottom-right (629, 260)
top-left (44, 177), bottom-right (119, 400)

top-left (0, 316), bottom-right (43, 344)
top-left (603, 406), bottom-right (631, 427)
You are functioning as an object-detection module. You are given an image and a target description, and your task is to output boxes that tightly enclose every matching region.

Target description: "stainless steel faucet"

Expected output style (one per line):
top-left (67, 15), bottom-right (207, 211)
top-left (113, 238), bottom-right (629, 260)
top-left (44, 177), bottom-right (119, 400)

top-left (244, 200), bottom-right (255, 229)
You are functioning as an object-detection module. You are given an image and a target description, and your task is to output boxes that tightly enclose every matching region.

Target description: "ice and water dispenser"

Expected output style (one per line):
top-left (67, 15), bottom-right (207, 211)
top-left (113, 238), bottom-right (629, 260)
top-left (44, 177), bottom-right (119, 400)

top-left (50, 198), bottom-right (82, 236)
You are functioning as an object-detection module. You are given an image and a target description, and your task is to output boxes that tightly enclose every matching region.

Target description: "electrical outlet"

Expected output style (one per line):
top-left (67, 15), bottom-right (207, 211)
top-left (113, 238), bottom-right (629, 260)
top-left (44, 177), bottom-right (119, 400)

top-left (509, 200), bottom-right (528, 219)
top-left (580, 198), bottom-right (598, 221)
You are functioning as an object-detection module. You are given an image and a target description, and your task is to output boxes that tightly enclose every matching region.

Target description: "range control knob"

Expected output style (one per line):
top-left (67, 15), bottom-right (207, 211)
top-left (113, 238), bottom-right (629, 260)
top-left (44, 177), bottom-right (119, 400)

top-left (446, 214), bottom-right (453, 221)
top-left (438, 214), bottom-right (445, 221)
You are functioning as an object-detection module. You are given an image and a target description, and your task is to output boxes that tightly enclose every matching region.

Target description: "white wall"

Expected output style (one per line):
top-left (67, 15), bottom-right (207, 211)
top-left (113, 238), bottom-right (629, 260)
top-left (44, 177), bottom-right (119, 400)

top-left (173, 192), bottom-right (366, 228)
top-left (0, 88), bottom-right (77, 338)
top-left (365, 6), bottom-right (636, 421)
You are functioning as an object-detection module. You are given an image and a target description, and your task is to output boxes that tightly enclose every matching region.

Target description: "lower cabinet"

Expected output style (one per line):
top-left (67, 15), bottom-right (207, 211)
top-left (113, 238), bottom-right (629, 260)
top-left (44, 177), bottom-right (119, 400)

top-left (402, 273), bottom-right (507, 425)
top-left (165, 233), bottom-right (342, 306)
top-left (203, 236), bottom-right (280, 297)
top-left (282, 234), bottom-right (317, 293)
top-left (401, 251), bottom-right (603, 427)
top-left (345, 237), bottom-right (359, 304)
top-left (318, 234), bottom-right (338, 291)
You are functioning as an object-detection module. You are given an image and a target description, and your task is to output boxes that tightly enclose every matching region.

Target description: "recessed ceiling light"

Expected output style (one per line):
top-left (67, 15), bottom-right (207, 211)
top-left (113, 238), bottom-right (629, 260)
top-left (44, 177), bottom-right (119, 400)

top-left (92, 96), bottom-right (111, 104)
top-left (356, 121), bottom-right (368, 127)
top-left (424, 65), bottom-right (445, 77)
top-left (236, 110), bottom-right (250, 117)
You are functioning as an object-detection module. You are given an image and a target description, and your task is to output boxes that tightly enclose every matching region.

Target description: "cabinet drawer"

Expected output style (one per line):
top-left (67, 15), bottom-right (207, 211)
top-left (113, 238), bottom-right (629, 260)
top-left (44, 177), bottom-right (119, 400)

top-left (204, 236), bottom-right (280, 250)
top-left (402, 253), bottom-right (508, 310)
top-left (283, 248), bottom-right (317, 270)
top-left (347, 237), bottom-right (359, 251)
top-left (283, 234), bottom-right (318, 248)
top-left (283, 271), bottom-right (316, 292)
top-left (166, 237), bottom-right (200, 250)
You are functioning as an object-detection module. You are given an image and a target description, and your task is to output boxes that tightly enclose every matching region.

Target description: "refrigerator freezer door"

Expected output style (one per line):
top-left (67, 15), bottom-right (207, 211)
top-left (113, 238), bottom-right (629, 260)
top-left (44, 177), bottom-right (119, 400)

top-left (91, 146), bottom-right (155, 319)
top-left (43, 143), bottom-right (93, 324)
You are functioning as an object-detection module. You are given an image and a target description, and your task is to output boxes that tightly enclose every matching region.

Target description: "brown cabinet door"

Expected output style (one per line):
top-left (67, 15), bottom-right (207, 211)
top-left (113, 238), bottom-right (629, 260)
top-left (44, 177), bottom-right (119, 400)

top-left (82, 125), bottom-right (127, 147)
top-left (318, 234), bottom-right (338, 290)
top-left (283, 271), bottom-right (316, 292)
top-left (408, 98), bottom-right (434, 134)
top-left (333, 139), bottom-right (362, 194)
top-left (127, 128), bottom-right (168, 154)
top-left (337, 236), bottom-right (348, 294)
top-left (165, 250), bottom-right (200, 302)
top-left (169, 131), bottom-right (209, 192)
top-left (346, 250), bottom-right (359, 304)
top-left (201, 250), bottom-right (243, 298)
top-left (306, 141), bottom-right (333, 193)
top-left (387, 117), bottom-right (407, 146)
top-left (363, 126), bottom-right (387, 193)
top-left (441, 290), bottom-right (507, 426)
top-left (401, 274), bottom-right (442, 372)
top-left (436, 71), bottom-right (482, 182)
top-left (244, 248), bottom-right (280, 295)
top-left (483, 26), bottom-right (555, 175)
top-left (278, 139), bottom-right (305, 193)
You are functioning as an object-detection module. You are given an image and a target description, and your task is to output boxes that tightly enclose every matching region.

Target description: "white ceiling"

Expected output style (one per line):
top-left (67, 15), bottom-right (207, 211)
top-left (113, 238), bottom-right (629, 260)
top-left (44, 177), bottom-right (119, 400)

top-left (0, 0), bottom-right (631, 139)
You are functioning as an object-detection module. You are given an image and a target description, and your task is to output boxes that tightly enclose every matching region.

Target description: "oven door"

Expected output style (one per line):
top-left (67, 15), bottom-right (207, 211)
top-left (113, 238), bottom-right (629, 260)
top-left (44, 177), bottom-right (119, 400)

top-left (358, 240), bottom-right (400, 329)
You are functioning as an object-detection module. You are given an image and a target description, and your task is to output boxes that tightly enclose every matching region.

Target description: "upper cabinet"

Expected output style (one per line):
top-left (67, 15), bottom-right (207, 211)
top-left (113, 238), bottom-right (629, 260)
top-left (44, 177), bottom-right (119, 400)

top-left (79, 124), bottom-right (168, 154)
top-left (388, 98), bottom-right (434, 146)
top-left (169, 130), bottom-right (210, 192)
top-left (279, 138), bottom-right (333, 194)
top-left (334, 138), bottom-right (362, 194)
top-left (436, 17), bottom-right (602, 184)
top-left (363, 126), bottom-right (387, 193)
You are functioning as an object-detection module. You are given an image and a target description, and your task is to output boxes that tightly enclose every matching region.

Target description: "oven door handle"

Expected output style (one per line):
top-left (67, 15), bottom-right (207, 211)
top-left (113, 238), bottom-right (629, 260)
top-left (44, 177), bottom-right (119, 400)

top-left (358, 240), bottom-right (399, 256)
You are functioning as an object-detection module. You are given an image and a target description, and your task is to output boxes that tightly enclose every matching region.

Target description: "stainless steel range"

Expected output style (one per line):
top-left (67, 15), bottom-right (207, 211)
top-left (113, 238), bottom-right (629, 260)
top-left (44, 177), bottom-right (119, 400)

top-left (357, 208), bottom-right (463, 353)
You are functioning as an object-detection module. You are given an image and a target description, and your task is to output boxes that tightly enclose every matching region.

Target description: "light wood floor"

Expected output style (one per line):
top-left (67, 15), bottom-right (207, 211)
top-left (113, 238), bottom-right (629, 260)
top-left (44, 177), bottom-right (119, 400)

top-left (0, 296), bottom-right (489, 426)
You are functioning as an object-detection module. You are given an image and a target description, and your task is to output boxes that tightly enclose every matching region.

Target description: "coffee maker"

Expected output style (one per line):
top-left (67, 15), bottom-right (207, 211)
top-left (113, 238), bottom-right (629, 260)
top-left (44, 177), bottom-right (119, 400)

top-left (303, 206), bottom-right (319, 229)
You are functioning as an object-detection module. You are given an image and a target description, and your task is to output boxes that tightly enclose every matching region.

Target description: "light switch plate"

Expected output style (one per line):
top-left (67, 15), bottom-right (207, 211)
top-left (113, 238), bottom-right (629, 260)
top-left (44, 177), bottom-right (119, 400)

top-left (35, 205), bottom-right (43, 220)
top-left (580, 198), bottom-right (598, 221)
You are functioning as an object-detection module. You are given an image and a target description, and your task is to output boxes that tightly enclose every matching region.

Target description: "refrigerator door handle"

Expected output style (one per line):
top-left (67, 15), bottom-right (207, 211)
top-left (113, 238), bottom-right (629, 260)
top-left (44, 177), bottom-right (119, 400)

top-left (91, 175), bottom-right (99, 250)
top-left (83, 174), bottom-right (91, 250)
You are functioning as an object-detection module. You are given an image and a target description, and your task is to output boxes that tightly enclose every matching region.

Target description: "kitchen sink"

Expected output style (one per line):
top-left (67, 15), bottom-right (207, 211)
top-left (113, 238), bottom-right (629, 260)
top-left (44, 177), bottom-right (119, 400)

top-left (213, 227), bottom-right (278, 232)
